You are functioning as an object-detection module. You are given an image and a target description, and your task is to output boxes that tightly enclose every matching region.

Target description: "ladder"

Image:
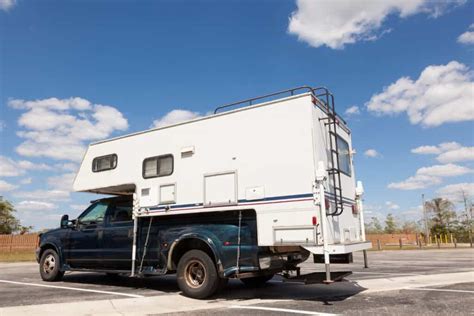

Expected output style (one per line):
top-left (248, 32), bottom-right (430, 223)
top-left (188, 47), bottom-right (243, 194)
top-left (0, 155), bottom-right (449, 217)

top-left (315, 88), bottom-right (344, 216)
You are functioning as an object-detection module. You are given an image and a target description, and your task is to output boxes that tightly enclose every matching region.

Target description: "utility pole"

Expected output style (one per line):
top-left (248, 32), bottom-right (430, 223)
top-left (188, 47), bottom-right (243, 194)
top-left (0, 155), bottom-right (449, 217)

top-left (422, 194), bottom-right (429, 244)
top-left (462, 190), bottom-right (473, 247)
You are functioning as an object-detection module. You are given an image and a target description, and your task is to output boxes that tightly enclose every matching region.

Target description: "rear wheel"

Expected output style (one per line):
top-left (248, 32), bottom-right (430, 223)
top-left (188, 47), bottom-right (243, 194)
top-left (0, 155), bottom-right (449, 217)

top-left (39, 249), bottom-right (64, 282)
top-left (177, 250), bottom-right (219, 299)
top-left (240, 274), bottom-right (274, 287)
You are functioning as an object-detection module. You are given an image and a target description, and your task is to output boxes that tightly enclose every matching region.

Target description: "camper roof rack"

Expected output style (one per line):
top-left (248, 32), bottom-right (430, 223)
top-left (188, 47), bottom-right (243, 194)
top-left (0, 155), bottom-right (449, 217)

top-left (213, 85), bottom-right (347, 125)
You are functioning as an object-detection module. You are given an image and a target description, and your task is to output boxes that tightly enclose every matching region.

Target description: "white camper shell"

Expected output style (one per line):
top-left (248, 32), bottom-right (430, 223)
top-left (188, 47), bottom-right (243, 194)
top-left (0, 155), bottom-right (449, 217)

top-left (74, 87), bottom-right (371, 265)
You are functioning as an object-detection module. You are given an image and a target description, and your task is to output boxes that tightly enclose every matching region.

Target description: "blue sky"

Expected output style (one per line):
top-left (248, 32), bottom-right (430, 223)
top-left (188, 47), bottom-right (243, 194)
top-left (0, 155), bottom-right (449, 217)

top-left (0, 0), bottom-right (473, 229)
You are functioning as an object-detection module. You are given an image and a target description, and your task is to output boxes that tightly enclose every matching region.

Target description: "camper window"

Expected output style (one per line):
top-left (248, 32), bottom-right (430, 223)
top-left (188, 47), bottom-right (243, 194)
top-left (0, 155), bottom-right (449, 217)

top-left (143, 154), bottom-right (174, 178)
top-left (336, 136), bottom-right (351, 176)
top-left (92, 154), bottom-right (117, 172)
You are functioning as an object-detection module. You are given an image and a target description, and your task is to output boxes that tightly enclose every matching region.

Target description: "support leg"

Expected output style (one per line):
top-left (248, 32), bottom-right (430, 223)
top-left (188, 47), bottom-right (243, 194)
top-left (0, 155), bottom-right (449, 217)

top-left (363, 250), bottom-right (368, 268)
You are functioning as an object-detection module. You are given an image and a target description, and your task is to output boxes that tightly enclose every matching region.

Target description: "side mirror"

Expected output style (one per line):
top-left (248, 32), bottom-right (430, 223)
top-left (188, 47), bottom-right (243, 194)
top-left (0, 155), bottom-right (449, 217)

top-left (60, 214), bottom-right (69, 229)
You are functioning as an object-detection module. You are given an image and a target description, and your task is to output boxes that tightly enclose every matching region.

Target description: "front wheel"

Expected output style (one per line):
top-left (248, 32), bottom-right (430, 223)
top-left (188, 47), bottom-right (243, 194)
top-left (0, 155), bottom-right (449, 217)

top-left (177, 250), bottom-right (219, 299)
top-left (39, 249), bottom-right (64, 282)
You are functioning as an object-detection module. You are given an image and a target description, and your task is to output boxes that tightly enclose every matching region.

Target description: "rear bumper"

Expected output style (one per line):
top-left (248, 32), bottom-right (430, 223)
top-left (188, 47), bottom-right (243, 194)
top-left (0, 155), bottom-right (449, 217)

top-left (302, 241), bottom-right (372, 255)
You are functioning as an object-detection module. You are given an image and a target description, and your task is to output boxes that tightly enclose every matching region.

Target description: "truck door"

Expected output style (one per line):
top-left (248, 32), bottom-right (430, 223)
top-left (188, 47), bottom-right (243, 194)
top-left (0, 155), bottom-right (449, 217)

top-left (102, 199), bottom-right (134, 269)
top-left (66, 201), bottom-right (108, 268)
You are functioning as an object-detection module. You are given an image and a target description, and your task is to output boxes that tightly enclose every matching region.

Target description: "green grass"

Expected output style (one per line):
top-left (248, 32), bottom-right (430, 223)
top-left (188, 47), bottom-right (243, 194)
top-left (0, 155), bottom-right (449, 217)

top-left (0, 249), bottom-right (36, 262)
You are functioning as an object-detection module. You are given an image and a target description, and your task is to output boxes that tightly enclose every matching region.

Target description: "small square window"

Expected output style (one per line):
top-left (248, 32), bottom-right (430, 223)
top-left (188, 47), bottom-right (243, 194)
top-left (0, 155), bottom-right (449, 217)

top-left (92, 154), bottom-right (117, 172)
top-left (143, 155), bottom-right (174, 178)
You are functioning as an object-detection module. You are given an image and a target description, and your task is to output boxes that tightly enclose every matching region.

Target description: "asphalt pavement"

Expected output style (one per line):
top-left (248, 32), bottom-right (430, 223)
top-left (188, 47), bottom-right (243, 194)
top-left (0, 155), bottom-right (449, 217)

top-left (0, 248), bottom-right (473, 315)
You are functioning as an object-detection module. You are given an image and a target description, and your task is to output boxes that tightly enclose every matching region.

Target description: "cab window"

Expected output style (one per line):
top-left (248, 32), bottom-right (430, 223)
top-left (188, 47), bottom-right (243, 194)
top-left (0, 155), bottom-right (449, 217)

top-left (108, 201), bottom-right (133, 223)
top-left (79, 202), bottom-right (108, 224)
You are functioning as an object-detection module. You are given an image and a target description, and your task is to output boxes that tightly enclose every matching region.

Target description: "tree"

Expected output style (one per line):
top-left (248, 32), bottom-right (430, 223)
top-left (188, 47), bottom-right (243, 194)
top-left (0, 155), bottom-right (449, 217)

top-left (400, 221), bottom-right (420, 234)
top-left (425, 198), bottom-right (456, 235)
top-left (0, 199), bottom-right (32, 234)
top-left (0, 199), bottom-right (21, 234)
top-left (365, 216), bottom-right (383, 234)
top-left (384, 213), bottom-right (398, 234)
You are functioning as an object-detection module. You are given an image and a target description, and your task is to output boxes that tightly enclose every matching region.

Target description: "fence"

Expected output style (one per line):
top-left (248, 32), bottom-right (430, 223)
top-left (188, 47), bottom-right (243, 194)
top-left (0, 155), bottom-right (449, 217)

top-left (0, 233), bottom-right (39, 252)
top-left (366, 233), bottom-right (473, 250)
top-left (0, 233), bottom-right (471, 253)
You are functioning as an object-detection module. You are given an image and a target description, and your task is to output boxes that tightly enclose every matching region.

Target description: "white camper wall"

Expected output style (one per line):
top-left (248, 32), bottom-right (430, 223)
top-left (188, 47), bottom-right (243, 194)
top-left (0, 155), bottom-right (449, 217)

top-left (312, 105), bottom-right (361, 245)
top-left (73, 92), bottom-right (363, 247)
top-left (74, 94), bottom-right (318, 246)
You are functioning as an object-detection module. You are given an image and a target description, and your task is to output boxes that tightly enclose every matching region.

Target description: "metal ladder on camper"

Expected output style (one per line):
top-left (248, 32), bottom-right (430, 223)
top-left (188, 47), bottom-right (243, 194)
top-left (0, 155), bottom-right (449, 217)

top-left (315, 88), bottom-right (344, 216)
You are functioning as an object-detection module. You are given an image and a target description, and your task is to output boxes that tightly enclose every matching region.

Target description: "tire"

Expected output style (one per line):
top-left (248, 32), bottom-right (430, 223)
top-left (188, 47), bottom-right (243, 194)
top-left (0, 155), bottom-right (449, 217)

top-left (177, 250), bottom-right (219, 299)
top-left (39, 249), bottom-right (64, 282)
top-left (240, 274), bottom-right (274, 287)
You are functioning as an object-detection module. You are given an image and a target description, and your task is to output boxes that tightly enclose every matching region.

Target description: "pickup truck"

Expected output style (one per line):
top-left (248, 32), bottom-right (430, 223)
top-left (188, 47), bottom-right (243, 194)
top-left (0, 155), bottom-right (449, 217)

top-left (36, 195), bottom-right (309, 298)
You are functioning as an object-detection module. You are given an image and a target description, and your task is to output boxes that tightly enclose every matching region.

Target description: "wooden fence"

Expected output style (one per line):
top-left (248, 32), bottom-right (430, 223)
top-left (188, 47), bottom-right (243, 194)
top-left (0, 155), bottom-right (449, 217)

top-left (366, 233), bottom-right (419, 248)
top-left (0, 233), bottom-right (39, 252)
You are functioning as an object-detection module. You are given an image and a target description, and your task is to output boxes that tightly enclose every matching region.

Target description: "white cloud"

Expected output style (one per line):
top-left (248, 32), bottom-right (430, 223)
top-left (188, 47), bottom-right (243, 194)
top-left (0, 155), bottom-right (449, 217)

top-left (13, 189), bottom-right (70, 201)
top-left (9, 97), bottom-right (128, 162)
top-left (385, 201), bottom-right (400, 210)
top-left (20, 177), bottom-right (32, 185)
top-left (437, 183), bottom-right (474, 202)
top-left (287, 0), bottom-right (465, 49)
top-left (0, 155), bottom-right (51, 177)
top-left (69, 204), bottom-right (88, 212)
top-left (54, 162), bottom-right (79, 172)
top-left (388, 163), bottom-right (472, 190)
top-left (389, 174), bottom-right (442, 190)
top-left (437, 146), bottom-right (474, 163)
top-left (47, 173), bottom-right (76, 191)
top-left (411, 142), bottom-right (461, 155)
top-left (15, 201), bottom-right (57, 212)
top-left (416, 164), bottom-right (472, 177)
top-left (458, 24), bottom-right (474, 44)
top-left (364, 149), bottom-right (380, 158)
top-left (344, 106), bottom-right (360, 116)
top-left (366, 61), bottom-right (474, 127)
top-left (151, 109), bottom-right (200, 128)
top-left (411, 142), bottom-right (474, 163)
top-left (0, 0), bottom-right (16, 11)
top-left (0, 179), bottom-right (18, 192)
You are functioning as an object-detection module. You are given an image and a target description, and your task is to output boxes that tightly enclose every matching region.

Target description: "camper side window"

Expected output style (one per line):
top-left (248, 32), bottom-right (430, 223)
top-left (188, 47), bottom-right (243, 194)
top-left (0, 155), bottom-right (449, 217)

top-left (336, 136), bottom-right (351, 176)
top-left (92, 154), bottom-right (117, 172)
top-left (143, 155), bottom-right (173, 178)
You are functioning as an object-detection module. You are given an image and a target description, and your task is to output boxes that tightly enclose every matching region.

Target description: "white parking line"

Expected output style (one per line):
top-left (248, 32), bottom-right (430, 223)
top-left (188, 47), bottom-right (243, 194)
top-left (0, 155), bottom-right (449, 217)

top-left (405, 288), bottom-right (474, 294)
top-left (229, 305), bottom-right (338, 315)
top-left (0, 279), bottom-right (144, 298)
top-left (352, 271), bottom-right (420, 276)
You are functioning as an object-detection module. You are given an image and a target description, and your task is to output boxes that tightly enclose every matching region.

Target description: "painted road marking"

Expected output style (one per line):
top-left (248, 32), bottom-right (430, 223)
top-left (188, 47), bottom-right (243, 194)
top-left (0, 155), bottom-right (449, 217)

top-left (406, 288), bottom-right (474, 294)
top-left (352, 271), bottom-right (420, 276)
top-left (229, 305), bottom-right (338, 315)
top-left (0, 279), bottom-right (144, 298)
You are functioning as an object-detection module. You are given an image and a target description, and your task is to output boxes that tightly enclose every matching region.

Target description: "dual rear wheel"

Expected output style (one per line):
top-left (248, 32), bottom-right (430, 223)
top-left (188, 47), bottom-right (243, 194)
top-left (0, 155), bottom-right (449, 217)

top-left (176, 249), bottom-right (274, 298)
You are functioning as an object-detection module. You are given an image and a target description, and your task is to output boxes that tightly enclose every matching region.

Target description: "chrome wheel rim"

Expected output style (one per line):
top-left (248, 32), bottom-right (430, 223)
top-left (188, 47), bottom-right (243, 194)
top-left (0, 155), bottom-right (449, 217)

top-left (184, 259), bottom-right (206, 288)
top-left (43, 254), bottom-right (56, 275)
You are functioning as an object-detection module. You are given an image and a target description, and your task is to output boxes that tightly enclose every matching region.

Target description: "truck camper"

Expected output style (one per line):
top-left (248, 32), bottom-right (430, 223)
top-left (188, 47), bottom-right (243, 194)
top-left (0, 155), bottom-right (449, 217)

top-left (36, 86), bottom-right (371, 298)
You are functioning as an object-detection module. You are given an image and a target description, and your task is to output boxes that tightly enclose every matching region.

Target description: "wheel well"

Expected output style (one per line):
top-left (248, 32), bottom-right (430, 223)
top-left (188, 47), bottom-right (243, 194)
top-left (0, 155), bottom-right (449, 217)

top-left (39, 243), bottom-right (59, 260)
top-left (169, 238), bottom-right (217, 271)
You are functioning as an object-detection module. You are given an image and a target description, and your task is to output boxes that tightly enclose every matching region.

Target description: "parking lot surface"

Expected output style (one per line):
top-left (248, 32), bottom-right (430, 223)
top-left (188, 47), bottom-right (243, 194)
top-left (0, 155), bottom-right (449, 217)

top-left (0, 249), bottom-right (473, 315)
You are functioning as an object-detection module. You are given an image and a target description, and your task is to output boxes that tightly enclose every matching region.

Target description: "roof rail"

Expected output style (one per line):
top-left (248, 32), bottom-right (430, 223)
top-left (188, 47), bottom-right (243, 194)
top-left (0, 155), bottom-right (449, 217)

top-left (213, 85), bottom-right (346, 125)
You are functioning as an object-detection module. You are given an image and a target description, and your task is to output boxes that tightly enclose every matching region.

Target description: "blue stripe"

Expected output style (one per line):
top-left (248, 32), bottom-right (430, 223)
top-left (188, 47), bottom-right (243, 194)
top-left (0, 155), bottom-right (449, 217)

top-left (148, 192), bottom-right (355, 211)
